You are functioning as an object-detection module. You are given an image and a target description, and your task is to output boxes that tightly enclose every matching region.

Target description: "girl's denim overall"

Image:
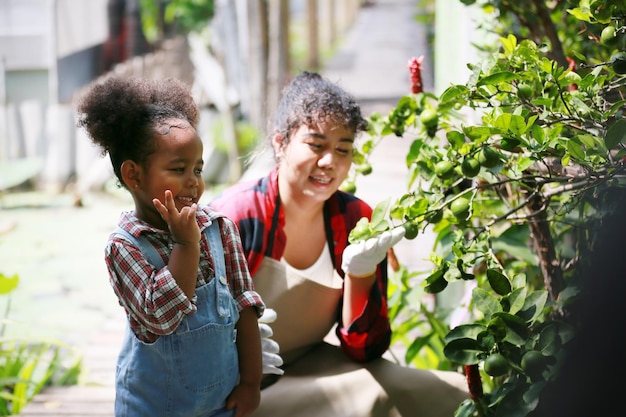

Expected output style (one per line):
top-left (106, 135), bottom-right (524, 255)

top-left (114, 222), bottom-right (239, 417)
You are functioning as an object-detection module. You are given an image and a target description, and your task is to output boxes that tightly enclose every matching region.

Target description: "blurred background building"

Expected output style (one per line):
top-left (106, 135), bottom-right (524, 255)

top-left (0, 0), bottom-right (480, 198)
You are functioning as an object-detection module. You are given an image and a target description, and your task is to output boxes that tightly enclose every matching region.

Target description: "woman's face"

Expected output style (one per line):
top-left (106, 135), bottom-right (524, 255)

top-left (134, 120), bottom-right (205, 227)
top-left (275, 121), bottom-right (355, 205)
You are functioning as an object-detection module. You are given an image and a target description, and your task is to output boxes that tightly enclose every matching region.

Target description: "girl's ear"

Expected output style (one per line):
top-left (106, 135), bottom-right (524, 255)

top-left (120, 160), bottom-right (141, 190)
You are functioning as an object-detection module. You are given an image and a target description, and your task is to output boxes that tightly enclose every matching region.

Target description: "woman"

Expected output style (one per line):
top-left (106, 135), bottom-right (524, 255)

top-left (210, 71), bottom-right (468, 417)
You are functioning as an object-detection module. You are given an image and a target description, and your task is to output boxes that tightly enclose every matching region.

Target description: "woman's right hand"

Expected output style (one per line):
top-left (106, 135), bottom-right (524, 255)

top-left (341, 227), bottom-right (405, 278)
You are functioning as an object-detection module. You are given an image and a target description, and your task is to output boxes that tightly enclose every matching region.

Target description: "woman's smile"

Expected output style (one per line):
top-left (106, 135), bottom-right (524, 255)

top-left (310, 174), bottom-right (333, 185)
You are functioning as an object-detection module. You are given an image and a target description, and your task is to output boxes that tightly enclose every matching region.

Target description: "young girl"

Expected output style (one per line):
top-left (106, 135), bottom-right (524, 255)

top-left (76, 76), bottom-right (264, 417)
top-left (210, 71), bottom-right (469, 417)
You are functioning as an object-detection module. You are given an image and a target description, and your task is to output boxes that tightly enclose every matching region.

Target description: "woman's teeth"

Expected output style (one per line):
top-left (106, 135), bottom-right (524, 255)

top-left (311, 176), bottom-right (331, 184)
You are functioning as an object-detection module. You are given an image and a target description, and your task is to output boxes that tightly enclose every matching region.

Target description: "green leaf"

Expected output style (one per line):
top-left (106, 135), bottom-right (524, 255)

top-left (446, 131), bottom-right (466, 149)
top-left (493, 312), bottom-right (530, 345)
top-left (424, 268), bottom-right (448, 294)
top-left (472, 286), bottom-right (502, 318)
top-left (444, 324), bottom-right (486, 343)
top-left (487, 269), bottom-right (512, 295)
top-left (443, 337), bottom-right (483, 364)
top-left (516, 156), bottom-right (535, 171)
top-left (605, 119), bottom-right (626, 150)
top-left (517, 290), bottom-right (548, 322)
top-left (371, 198), bottom-right (391, 224)
top-left (348, 217), bottom-right (371, 243)
top-left (492, 226), bottom-right (537, 264)
top-left (566, 7), bottom-right (593, 22)
top-left (567, 139), bottom-right (586, 160)
top-left (500, 34), bottom-right (518, 55)
top-left (439, 85), bottom-right (469, 110)
top-left (405, 333), bottom-right (434, 363)
top-left (501, 136), bottom-right (521, 151)
top-left (455, 399), bottom-right (477, 417)
top-left (407, 197), bottom-right (429, 218)
top-left (507, 287), bottom-right (528, 315)
top-left (476, 72), bottom-right (518, 87)
top-left (462, 125), bottom-right (493, 141)
top-left (536, 324), bottom-right (562, 356)
top-left (406, 139), bottom-right (424, 167)
top-left (607, 99), bottom-right (626, 118)
top-left (494, 113), bottom-right (529, 136)
top-left (0, 273), bottom-right (19, 295)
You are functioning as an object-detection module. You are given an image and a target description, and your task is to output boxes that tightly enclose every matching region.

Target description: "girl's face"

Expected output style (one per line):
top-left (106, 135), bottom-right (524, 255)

top-left (133, 120), bottom-right (204, 227)
top-left (275, 121), bottom-right (354, 205)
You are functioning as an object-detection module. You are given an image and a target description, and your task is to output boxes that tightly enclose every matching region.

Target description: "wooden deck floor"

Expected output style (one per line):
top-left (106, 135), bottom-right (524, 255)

top-left (18, 316), bottom-right (123, 416)
top-left (19, 387), bottom-right (115, 416)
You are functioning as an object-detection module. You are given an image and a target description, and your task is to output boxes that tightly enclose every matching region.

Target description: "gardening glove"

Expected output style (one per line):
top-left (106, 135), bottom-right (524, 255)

top-left (258, 308), bottom-right (284, 375)
top-left (341, 227), bottom-right (405, 278)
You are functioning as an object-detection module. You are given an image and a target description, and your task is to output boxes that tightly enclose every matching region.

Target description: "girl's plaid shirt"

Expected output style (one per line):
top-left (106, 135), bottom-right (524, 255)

top-left (105, 206), bottom-right (264, 343)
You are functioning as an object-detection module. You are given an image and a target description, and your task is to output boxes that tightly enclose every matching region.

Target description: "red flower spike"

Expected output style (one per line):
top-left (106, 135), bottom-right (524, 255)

top-left (464, 364), bottom-right (483, 401)
top-left (408, 55), bottom-right (425, 94)
top-left (566, 56), bottom-right (578, 91)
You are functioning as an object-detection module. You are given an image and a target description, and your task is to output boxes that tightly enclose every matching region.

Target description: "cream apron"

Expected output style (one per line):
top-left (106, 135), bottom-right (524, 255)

top-left (251, 256), bottom-right (469, 417)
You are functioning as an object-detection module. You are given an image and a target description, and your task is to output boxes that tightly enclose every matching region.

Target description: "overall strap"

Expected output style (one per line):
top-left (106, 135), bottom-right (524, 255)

top-left (114, 224), bottom-right (219, 270)
top-left (114, 227), bottom-right (165, 269)
top-left (204, 221), bottom-right (231, 317)
top-left (205, 221), bottom-right (225, 275)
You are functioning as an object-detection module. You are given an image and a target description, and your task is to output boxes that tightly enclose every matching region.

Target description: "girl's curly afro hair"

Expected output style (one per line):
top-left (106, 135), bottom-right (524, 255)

top-left (75, 76), bottom-right (198, 188)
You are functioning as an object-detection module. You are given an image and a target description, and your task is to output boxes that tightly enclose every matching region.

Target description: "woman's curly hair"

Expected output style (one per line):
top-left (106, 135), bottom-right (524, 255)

top-left (271, 71), bottom-right (368, 151)
top-left (75, 76), bottom-right (198, 188)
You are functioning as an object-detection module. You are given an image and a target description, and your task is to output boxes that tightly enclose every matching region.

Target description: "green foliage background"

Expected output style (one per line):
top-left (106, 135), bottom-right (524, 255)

top-left (349, 1), bottom-right (626, 416)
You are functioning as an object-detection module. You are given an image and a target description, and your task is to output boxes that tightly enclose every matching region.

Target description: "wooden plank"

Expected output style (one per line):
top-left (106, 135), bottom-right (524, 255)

top-left (19, 387), bottom-right (114, 416)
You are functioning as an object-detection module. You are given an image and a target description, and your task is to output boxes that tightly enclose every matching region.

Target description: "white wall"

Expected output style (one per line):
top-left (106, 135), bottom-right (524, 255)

top-left (434, 0), bottom-right (495, 95)
top-left (56, 0), bottom-right (108, 58)
top-left (0, 0), bottom-right (107, 70)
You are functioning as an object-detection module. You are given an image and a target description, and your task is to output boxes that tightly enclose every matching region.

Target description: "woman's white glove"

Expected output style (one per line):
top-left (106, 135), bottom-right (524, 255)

top-left (341, 227), bottom-right (405, 278)
top-left (258, 308), bottom-right (284, 375)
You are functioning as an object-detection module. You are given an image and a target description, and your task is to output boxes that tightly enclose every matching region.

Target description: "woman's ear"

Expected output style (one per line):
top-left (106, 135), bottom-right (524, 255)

top-left (120, 160), bottom-right (140, 190)
top-left (271, 133), bottom-right (284, 159)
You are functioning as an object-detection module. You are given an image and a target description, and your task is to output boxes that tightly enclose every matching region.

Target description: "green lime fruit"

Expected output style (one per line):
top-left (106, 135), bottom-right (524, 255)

top-left (341, 181), bottom-right (356, 194)
top-left (477, 146), bottom-right (501, 168)
top-left (420, 108), bottom-right (439, 128)
top-left (357, 162), bottom-right (373, 175)
top-left (517, 83), bottom-right (533, 99)
top-left (450, 197), bottom-right (470, 219)
top-left (403, 222), bottom-right (419, 240)
top-left (600, 25), bottom-right (619, 46)
top-left (610, 52), bottom-right (626, 75)
top-left (484, 353), bottom-right (509, 377)
top-left (425, 209), bottom-right (443, 224)
top-left (461, 157), bottom-right (481, 178)
top-left (521, 350), bottom-right (546, 378)
top-left (434, 161), bottom-right (455, 179)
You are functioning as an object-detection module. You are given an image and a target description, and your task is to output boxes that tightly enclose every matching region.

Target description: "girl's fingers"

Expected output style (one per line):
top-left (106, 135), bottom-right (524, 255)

top-left (185, 204), bottom-right (198, 222)
top-left (153, 191), bottom-right (180, 224)
top-left (164, 190), bottom-right (177, 212)
top-left (153, 198), bottom-right (169, 221)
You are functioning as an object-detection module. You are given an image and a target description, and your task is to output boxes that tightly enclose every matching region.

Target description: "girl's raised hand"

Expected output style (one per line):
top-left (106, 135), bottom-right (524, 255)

top-left (153, 190), bottom-right (200, 245)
